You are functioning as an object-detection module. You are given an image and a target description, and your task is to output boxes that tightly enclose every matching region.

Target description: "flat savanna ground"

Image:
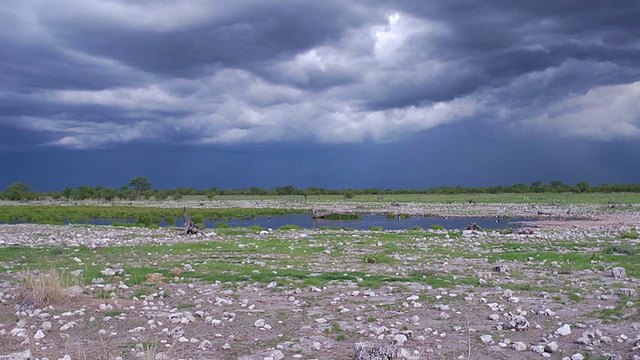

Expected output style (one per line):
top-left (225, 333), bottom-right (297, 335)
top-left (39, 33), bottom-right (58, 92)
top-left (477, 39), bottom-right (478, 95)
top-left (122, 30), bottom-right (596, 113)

top-left (0, 197), bottom-right (639, 359)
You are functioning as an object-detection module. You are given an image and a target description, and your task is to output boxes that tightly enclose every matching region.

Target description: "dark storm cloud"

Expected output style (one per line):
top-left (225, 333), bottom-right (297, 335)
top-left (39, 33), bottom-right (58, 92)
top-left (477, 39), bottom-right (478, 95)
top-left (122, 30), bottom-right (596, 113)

top-left (42, 1), bottom-right (371, 75)
top-left (1, 0), bottom-right (639, 150)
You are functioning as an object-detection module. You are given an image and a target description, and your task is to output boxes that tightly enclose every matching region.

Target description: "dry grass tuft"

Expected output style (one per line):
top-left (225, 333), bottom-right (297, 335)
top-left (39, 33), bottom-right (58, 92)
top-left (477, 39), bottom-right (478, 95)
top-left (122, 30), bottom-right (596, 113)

top-left (19, 268), bottom-right (82, 306)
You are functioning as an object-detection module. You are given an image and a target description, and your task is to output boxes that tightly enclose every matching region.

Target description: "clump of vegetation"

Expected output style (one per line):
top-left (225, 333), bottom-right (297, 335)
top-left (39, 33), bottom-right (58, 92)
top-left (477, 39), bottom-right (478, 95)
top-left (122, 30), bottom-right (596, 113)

top-left (279, 224), bottom-right (301, 230)
top-left (50, 244), bottom-right (66, 255)
top-left (386, 213), bottom-right (411, 219)
top-left (363, 254), bottom-right (395, 264)
top-left (369, 225), bottom-right (384, 231)
top-left (323, 213), bottom-right (361, 220)
top-left (430, 224), bottom-right (445, 230)
top-left (602, 242), bottom-right (638, 255)
top-left (19, 268), bottom-right (81, 306)
top-left (618, 229), bottom-right (639, 239)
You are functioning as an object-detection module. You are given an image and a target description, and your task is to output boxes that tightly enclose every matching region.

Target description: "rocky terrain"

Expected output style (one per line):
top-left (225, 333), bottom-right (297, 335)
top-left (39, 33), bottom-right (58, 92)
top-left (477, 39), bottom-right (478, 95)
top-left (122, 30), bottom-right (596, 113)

top-left (0, 201), bottom-right (638, 360)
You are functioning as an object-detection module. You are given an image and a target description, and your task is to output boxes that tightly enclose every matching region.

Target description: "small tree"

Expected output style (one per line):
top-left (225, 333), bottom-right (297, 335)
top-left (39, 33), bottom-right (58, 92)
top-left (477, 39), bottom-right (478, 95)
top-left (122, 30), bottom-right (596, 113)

top-left (3, 182), bottom-right (31, 201)
top-left (62, 187), bottom-right (73, 200)
top-left (128, 176), bottom-right (152, 199)
top-left (575, 181), bottom-right (590, 193)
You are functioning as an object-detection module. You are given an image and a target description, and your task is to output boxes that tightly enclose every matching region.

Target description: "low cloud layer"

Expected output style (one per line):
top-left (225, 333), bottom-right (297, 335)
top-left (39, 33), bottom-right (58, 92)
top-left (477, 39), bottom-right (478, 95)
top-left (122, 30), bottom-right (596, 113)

top-left (1, 0), bottom-right (639, 149)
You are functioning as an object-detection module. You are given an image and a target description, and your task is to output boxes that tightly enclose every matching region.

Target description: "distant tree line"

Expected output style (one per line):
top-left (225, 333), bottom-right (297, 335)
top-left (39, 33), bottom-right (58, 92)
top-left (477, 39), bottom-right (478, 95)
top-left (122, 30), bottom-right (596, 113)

top-left (2, 177), bottom-right (640, 202)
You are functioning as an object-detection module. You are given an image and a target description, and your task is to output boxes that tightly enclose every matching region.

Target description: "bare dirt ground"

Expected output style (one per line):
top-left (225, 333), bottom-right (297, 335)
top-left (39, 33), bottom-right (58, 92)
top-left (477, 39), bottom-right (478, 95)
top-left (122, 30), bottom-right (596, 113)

top-left (0, 202), bottom-right (639, 360)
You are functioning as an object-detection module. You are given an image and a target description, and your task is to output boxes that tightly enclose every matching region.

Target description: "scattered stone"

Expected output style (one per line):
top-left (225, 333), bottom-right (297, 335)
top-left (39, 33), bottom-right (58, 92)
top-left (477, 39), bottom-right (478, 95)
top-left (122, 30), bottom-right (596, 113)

top-left (617, 288), bottom-right (636, 296)
top-left (611, 267), bottom-right (626, 279)
top-left (545, 341), bottom-right (559, 353)
top-left (512, 342), bottom-right (527, 351)
top-left (531, 345), bottom-right (545, 354)
top-left (555, 324), bottom-right (572, 336)
top-left (353, 342), bottom-right (416, 360)
top-left (393, 334), bottom-right (408, 345)
top-left (480, 334), bottom-right (493, 344)
top-left (502, 313), bottom-right (529, 331)
top-left (0, 350), bottom-right (31, 360)
top-left (493, 265), bottom-right (509, 273)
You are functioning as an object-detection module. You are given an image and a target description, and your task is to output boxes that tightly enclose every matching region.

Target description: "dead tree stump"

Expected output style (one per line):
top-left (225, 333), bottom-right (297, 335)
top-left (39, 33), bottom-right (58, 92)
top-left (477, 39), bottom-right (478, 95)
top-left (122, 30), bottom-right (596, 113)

top-left (180, 207), bottom-right (203, 235)
top-left (464, 222), bottom-right (483, 231)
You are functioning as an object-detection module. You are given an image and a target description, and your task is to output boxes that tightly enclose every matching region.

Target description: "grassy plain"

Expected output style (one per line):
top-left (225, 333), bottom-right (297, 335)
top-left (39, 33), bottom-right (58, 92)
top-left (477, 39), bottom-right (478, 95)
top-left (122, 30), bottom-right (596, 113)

top-left (2, 192), bottom-right (639, 226)
top-left (0, 197), bottom-right (639, 358)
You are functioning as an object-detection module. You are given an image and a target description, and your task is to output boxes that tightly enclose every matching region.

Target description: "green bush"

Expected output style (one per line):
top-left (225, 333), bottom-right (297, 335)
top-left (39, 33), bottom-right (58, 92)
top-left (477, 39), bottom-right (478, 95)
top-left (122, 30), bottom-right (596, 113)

top-left (602, 242), bottom-right (638, 255)
top-left (430, 224), bottom-right (445, 230)
top-left (619, 230), bottom-right (639, 239)
top-left (279, 224), bottom-right (301, 230)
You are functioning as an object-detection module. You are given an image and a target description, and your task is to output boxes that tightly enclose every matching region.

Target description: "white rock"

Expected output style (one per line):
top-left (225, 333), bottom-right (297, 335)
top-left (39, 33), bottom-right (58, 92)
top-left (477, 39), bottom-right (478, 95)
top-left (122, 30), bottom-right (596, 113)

top-left (545, 341), bottom-right (559, 352)
top-left (198, 340), bottom-right (212, 350)
top-left (531, 345), bottom-right (545, 354)
top-left (394, 334), bottom-right (407, 345)
top-left (480, 334), bottom-right (493, 344)
top-left (570, 354), bottom-right (584, 360)
top-left (34, 329), bottom-right (45, 340)
top-left (60, 321), bottom-right (77, 331)
top-left (0, 350), bottom-right (31, 360)
top-left (611, 267), bottom-right (626, 279)
top-left (254, 319), bottom-right (266, 327)
top-left (555, 324), bottom-right (572, 336)
top-left (100, 268), bottom-right (117, 276)
top-left (41, 321), bottom-right (52, 331)
top-left (10, 327), bottom-right (26, 337)
top-left (512, 342), bottom-right (527, 351)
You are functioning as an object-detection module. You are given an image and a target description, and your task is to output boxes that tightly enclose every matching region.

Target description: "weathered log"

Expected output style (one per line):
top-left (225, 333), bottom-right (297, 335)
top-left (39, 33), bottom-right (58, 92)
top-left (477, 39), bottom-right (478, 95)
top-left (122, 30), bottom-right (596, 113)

top-left (180, 207), bottom-right (203, 235)
top-left (464, 222), bottom-right (483, 231)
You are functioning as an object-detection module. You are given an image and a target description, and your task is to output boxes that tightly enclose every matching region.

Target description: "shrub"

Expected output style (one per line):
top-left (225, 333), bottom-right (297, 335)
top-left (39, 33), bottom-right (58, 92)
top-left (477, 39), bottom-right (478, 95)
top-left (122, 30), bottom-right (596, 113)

top-left (602, 242), bottom-right (638, 255)
top-left (19, 268), bottom-right (81, 306)
top-left (215, 222), bottom-right (230, 228)
top-left (279, 224), bottom-right (301, 230)
top-left (50, 245), bottom-right (65, 255)
top-left (619, 230), bottom-right (639, 239)
top-left (430, 224), bottom-right (445, 230)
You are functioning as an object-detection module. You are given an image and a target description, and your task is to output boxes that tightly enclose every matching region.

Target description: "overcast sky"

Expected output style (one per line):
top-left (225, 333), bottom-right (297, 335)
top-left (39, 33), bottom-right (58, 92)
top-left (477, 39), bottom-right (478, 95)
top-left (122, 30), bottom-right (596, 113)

top-left (1, 1), bottom-right (639, 191)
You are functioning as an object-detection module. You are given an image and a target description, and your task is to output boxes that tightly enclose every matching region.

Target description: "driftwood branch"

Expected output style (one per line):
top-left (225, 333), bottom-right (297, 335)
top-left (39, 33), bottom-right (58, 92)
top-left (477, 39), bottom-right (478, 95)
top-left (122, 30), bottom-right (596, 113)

top-left (179, 207), bottom-right (203, 235)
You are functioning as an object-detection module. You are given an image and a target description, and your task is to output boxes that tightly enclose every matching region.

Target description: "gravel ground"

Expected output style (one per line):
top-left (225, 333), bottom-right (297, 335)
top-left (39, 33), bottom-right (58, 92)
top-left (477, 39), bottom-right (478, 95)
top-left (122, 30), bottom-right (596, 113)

top-left (0, 202), bottom-right (639, 360)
